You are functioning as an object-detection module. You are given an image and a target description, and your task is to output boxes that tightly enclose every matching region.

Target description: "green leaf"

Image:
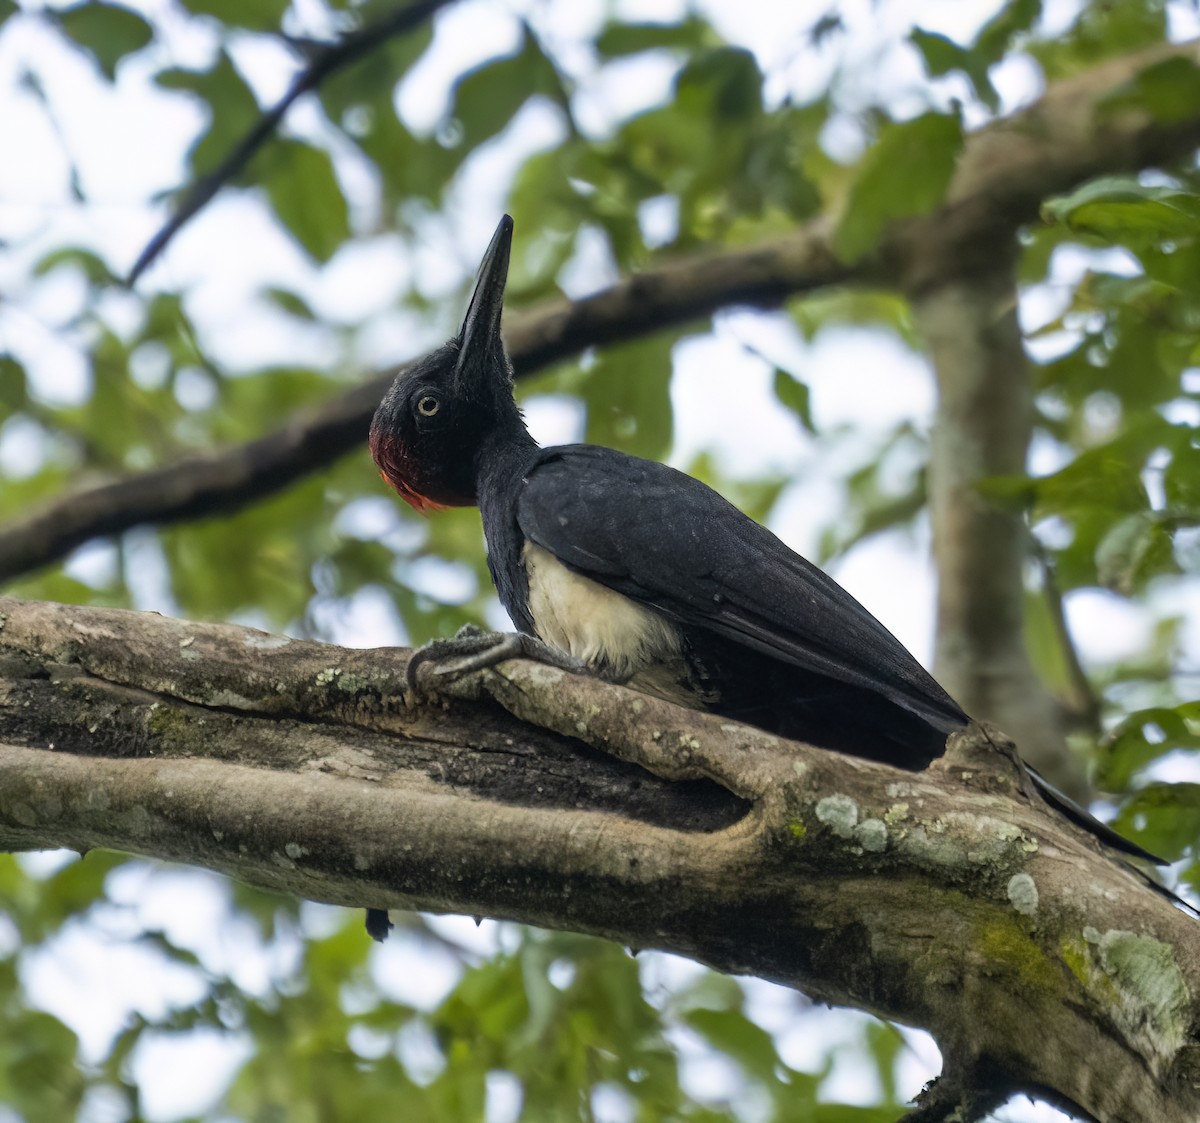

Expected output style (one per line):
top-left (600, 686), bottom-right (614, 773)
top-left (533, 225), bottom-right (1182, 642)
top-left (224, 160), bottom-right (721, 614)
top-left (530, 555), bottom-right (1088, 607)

top-left (863, 1021), bottom-right (906, 1104)
top-left (1113, 783), bottom-right (1200, 861)
top-left (974, 0), bottom-right (1042, 63)
top-left (320, 18), bottom-right (433, 121)
top-left (1099, 705), bottom-right (1200, 791)
top-left (907, 2), bottom-right (1041, 113)
top-left (57, 1), bottom-right (153, 80)
top-left (0, 357), bottom-right (26, 415)
top-left (789, 288), bottom-right (919, 347)
top-left (667, 969), bottom-right (745, 1016)
top-left (910, 29), bottom-right (969, 78)
top-left (348, 89), bottom-right (456, 207)
top-left (1164, 442), bottom-right (1200, 508)
top-left (157, 53), bottom-right (261, 179)
top-left (450, 33), bottom-right (564, 152)
top-left (1030, 0), bottom-right (1166, 81)
top-left (34, 246), bottom-right (119, 285)
top-left (182, 0), bottom-right (288, 32)
top-left (909, 20), bottom-right (1014, 110)
top-left (260, 140), bottom-right (351, 262)
top-left (676, 46), bottom-right (762, 121)
top-left (974, 473), bottom-right (1038, 509)
top-left (582, 334), bottom-right (678, 459)
top-left (1094, 512), bottom-right (1177, 595)
top-left (264, 286), bottom-right (318, 321)
top-left (1035, 429), bottom-right (1157, 518)
top-left (685, 1007), bottom-right (784, 1083)
top-left (596, 18), bottom-right (711, 58)
top-left (1111, 57), bottom-right (1200, 124)
top-left (834, 110), bottom-right (963, 263)
top-left (1023, 589), bottom-right (1074, 700)
top-left (5, 1011), bottom-right (84, 1119)
top-left (773, 369), bottom-right (816, 434)
top-left (1042, 175), bottom-right (1200, 245)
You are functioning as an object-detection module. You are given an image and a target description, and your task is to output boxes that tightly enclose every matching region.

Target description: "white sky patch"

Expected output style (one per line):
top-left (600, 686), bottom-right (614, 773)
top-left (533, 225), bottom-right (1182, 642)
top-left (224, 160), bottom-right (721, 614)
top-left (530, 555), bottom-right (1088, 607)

top-left (0, 415), bottom-right (49, 479)
top-left (521, 387), bottom-right (585, 442)
top-left (396, 1), bottom-right (524, 134)
top-left (130, 1029), bottom-right (254, 1123)
top-left (670, 332), bottom-right (809, 475)
top-left (403, 555), bottom-right (478, 603)
top-left (832, 529), bottom-right (938, 665)
top-left (1065, 588), bottom-right (1154, 664)
top-left (426, 913), bottom-right (507, 958)
top-left (556, 222), bottom-right (622, 298)
top-left (312, 234), bottom-right (414, 324)
top-left (451, 98), bottom-right (570, 243)
top-left (669, 1022), bottom-right (746, 1103)
top-left (371, 929), bottom-right (466, 1011)
top-left (310, 583), bottom-right (408, 647)
top-left (486, 1069), bottom-right (524, 1123)
top-left (572, 51), bottom-right (683, 134)
top-left (20, 921), bottom-right (212, 1063)
top-left (105, 864), bottom-right (305, 997)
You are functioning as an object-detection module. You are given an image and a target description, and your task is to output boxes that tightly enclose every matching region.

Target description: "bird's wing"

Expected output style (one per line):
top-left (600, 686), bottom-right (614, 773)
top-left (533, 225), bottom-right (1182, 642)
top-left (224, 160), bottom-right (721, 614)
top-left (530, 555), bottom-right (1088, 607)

top-left (517, 444), bottom-right (966, 732)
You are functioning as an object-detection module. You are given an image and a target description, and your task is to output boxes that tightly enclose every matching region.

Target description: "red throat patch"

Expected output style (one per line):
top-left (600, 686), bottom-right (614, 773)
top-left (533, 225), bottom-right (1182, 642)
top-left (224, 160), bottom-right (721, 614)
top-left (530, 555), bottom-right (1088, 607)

top-left (369, 431), bottom-right (448, 516)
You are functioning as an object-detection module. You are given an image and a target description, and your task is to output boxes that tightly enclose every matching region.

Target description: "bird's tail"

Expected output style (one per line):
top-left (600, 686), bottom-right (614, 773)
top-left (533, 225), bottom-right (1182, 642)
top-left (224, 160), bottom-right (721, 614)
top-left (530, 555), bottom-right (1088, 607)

top-left (1027, 766), bottom-right (1159, 862)
top-left (1027, 765), bottom-right (1199, 918)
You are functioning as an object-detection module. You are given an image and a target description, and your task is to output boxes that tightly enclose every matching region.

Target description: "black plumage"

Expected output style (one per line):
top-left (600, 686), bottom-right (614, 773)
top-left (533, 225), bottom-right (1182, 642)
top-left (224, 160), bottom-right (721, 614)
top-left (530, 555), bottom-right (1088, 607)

top-left (480, 441), bottom-right (965, 768)
top-left (368, 214), bottom-right (1159, 882)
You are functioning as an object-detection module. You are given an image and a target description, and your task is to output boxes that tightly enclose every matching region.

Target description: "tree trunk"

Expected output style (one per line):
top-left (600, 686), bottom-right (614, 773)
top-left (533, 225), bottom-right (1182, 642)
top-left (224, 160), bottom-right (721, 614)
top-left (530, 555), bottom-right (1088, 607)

top-left (916, 263), bottom-right (1086, 797)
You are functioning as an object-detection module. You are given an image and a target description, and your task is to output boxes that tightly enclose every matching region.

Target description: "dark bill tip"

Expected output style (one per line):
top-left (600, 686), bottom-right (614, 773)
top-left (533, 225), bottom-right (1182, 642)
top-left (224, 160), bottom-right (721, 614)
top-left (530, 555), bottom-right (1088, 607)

top-left (457, 215), bottom-right (513, 370)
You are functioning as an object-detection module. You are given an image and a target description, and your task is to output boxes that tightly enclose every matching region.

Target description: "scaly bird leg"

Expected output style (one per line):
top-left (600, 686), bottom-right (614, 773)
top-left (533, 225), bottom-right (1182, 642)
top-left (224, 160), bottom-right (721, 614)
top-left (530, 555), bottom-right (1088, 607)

top-left (405, 624), bottom-right (590, 702)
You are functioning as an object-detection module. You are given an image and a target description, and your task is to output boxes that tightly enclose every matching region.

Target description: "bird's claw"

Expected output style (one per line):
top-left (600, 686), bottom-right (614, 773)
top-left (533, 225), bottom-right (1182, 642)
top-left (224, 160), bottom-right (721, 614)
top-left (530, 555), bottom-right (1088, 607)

top-left (404, 629), bottom-right (589, 704)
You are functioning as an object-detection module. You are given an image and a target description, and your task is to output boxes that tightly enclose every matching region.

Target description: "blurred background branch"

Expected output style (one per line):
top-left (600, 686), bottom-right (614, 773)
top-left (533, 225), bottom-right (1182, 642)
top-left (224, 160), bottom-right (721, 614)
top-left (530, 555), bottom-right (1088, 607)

top-left (126, 0), bottom-right (455, 284)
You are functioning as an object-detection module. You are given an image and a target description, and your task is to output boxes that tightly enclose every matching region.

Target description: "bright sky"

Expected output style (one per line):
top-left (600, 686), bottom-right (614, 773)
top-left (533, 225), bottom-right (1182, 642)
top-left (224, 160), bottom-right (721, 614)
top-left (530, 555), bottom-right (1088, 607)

top-left (5, 0), bottom-right (1199, 1119)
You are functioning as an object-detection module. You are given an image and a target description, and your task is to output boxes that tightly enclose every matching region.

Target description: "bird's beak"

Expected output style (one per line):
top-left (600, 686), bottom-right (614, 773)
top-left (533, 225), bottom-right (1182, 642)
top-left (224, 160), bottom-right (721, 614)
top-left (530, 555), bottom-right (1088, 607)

top-left (456, 215), bottom-right (513, 383)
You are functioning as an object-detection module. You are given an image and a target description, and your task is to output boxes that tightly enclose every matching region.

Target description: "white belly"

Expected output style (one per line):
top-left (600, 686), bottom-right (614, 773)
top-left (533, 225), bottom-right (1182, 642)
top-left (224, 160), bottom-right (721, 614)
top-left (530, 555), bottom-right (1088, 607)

top-left (522, 542), bottom-right (693, 702)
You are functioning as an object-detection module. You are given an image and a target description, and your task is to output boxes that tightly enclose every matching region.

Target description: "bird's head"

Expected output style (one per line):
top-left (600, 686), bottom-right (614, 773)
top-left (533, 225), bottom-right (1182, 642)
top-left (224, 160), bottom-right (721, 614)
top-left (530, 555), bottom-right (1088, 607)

top-left (369, 215), bottom-right (525, 512)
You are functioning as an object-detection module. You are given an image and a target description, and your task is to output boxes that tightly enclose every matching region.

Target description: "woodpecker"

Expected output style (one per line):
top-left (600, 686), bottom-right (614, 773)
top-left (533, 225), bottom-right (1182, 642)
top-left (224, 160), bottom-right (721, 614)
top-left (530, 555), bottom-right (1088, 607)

top-left (364, 216), bottom-right (1158, 940)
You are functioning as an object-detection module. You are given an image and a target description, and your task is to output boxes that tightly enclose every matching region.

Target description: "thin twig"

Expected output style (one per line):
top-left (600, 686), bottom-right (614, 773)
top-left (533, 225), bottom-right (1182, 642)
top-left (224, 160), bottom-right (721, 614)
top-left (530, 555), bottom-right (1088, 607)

top-left (126, 0), bottom-right (454, 285)
top-left (1029, 531), bottom-right (1104, 733)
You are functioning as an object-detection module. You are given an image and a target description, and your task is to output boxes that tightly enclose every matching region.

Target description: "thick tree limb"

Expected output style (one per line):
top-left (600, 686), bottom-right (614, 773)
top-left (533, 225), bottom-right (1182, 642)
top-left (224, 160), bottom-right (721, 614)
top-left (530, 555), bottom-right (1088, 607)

top-left (1, 596), bottom-right (1198, 1122)
top-left (127, 0), bottom-right (456, 285)
top-left (5, 38), bottom-right (1200, 584)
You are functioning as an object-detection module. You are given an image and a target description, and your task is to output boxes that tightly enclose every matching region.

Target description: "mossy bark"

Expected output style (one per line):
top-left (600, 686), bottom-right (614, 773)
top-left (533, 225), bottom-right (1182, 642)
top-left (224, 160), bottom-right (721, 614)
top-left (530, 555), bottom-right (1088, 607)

top-left (1, 596), bottom-right (1198, 1121)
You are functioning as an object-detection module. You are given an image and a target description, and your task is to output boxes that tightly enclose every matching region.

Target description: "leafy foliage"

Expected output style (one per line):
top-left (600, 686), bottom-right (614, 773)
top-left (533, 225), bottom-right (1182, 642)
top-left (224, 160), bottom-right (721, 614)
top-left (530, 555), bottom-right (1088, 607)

top-left (2, 0), bottom-right (1200, 1118)
top-left (56, 1), bottom-right (154, 80)
top-left (834, 110), bottom-right (963, 263)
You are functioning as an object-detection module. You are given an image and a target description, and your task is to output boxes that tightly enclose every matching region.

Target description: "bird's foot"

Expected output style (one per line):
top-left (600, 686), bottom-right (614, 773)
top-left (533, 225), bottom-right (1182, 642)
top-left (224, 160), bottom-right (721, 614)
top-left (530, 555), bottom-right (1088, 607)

top-left (404, 625), bottom-right (589, 703)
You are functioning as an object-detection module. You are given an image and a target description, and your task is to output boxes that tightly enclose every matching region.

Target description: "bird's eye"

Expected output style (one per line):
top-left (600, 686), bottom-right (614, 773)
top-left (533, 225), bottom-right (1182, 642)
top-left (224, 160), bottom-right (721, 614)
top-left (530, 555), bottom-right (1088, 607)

top-left (416, 395), bottom-right (440, 417)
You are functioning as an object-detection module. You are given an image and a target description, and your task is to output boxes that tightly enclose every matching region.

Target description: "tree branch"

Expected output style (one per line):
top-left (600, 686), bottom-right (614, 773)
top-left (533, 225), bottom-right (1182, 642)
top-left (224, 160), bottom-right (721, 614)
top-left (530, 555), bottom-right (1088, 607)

top-left (127, 0), bottom-right (456, 285)
top-left (1, 596), bottom-right (1198, 1122)
top-left (7, 39), bottom-right (1200, 584)
top-left (0, 228), bottom-right (848, 584)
